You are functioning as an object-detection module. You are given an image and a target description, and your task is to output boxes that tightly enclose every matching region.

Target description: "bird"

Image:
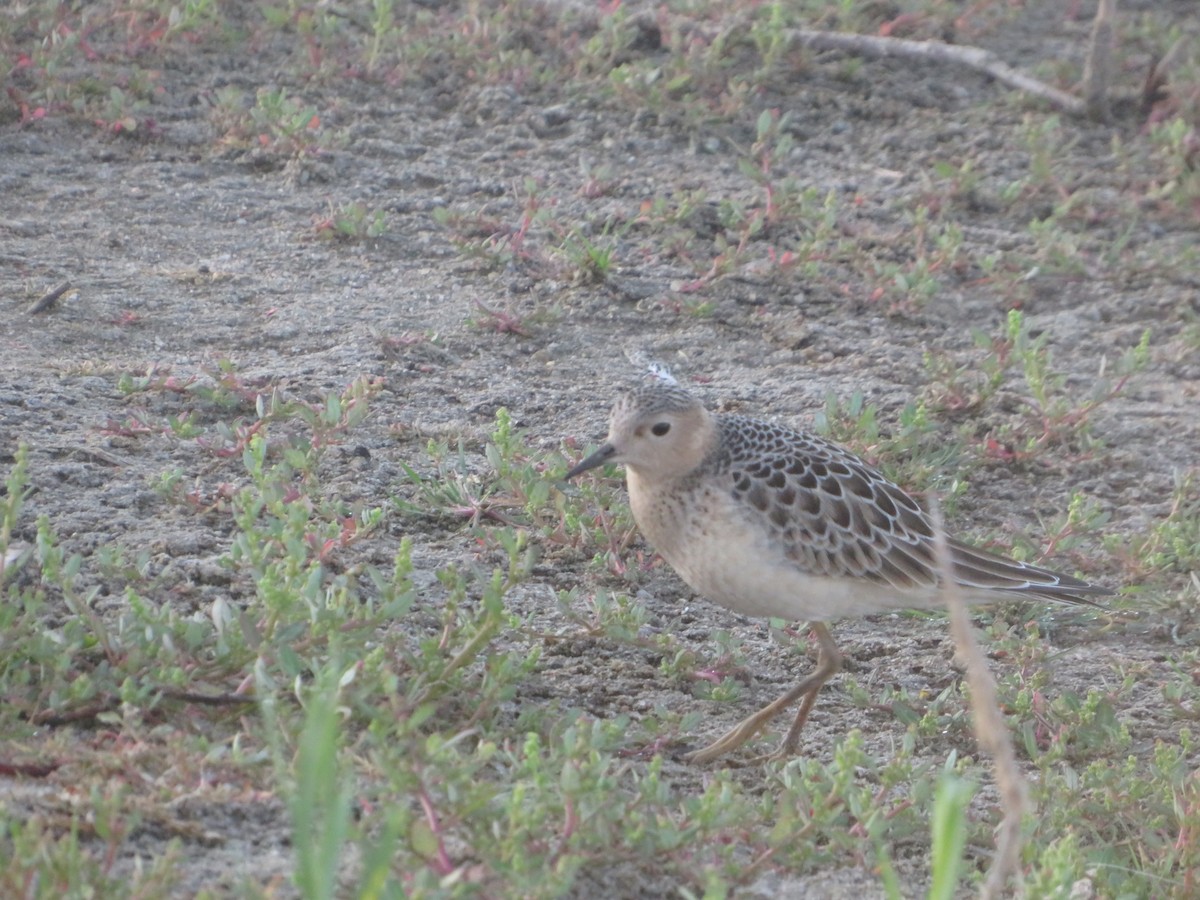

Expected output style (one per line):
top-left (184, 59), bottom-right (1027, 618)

top-left (564, 373), bottom-right (1113, 764)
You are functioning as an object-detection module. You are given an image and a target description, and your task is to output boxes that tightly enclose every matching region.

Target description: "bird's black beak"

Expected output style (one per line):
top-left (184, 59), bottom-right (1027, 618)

top-left (565, 443), bottom-right (617, 479)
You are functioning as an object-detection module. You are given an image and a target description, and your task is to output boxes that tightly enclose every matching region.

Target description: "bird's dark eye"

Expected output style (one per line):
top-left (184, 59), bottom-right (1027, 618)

top-left (651, 422), bottom-right (671, 437)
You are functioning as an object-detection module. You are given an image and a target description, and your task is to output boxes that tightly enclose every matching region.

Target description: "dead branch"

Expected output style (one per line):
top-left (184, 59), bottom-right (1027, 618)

top-left (781, 29), bottom-right (1086, 117)
top-left (710, 8), bottom-right (1135, 120)
top-left (1082, 0), bottom-right (1117, 121)
top-left (1143, 32), bottom-right (1194, 114)
top-left (28, 280), bottom-right (74, 315)
top-left (159, 688), bottom-right (257, 706)
top-left (26, 687), bottom-right (256, 727)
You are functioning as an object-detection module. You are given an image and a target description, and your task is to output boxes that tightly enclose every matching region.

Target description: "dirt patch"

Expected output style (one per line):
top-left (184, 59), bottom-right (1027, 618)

top-left (2, 1), bottom-right (1199, 896)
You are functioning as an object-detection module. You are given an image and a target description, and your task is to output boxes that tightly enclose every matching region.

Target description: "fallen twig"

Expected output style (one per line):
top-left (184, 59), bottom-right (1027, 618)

top-left (784, 29), bottom-right (1085, 117)
top-left (30, 697), bottom-right (119, 727)
top-left (159, 688), bottom-right (257, 706)
top-left (0, 759), bottom-right (62, 777)
top-left (1143, 32), bottom-right (1194, 117)
top-left (28, 280), bottom-right (74, 315)
top-left (1082, 0), bottom-right (1117, 121)
top-left (27, 686), bottom-right (257, 727)
top-left (709, 8), bottom-right (1134, 120)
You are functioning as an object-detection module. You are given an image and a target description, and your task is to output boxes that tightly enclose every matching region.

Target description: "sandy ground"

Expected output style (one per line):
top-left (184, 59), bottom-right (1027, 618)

top-left (2, 0), bottom-right (1199, 895)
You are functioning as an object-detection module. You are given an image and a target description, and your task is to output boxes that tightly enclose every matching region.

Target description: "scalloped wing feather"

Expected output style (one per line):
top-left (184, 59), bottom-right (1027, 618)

top-left (719, 416), bottom-right (1112, 606)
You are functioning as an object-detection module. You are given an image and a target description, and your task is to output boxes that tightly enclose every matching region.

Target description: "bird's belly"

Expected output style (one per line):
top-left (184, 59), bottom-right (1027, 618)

top-left (668, 535), bottom-right (906, 621)
top-left (634, 482), bottom-right (923, 622)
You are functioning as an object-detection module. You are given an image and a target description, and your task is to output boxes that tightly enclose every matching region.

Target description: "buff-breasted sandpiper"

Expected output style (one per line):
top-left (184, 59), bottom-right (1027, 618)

top-left (565, 374), bottom-right (1112, 764)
